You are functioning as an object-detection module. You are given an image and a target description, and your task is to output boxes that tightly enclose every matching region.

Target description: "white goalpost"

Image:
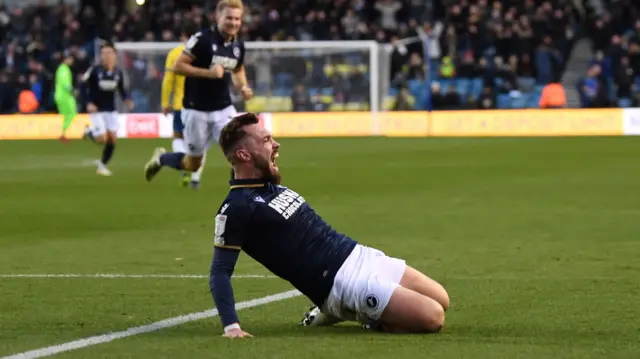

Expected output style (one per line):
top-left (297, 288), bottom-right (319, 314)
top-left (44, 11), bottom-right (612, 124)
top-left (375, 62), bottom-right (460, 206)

top-left (114, 40), bottom-right (390, 119)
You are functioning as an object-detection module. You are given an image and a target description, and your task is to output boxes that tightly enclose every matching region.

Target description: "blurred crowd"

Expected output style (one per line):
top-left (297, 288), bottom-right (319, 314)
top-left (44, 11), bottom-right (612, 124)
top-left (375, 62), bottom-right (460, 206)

top-left (0, 0), bottom-right (638, 114)
top-left (580, 0), bottom-right (640, 108)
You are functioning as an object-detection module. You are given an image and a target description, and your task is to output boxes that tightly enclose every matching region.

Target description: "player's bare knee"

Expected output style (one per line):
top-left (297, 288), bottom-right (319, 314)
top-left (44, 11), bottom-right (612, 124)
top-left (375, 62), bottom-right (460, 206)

top-left (173, 132), bottom-right (183, 139)
top-left (423, 303), bottom-right (445, 333)
top-left (400, 266), bottom-right (450, 311)
top-left (183, 156), bottom-right (202, 172)
top-left (438, 290), bottom-right (450, 312)
top-left (409, 299), bottom-right (445, 333)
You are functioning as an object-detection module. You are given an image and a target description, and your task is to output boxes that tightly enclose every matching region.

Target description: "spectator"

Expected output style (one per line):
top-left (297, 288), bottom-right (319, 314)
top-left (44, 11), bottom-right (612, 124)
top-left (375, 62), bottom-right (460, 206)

top-left (430, 82), bottom-right (444, 110)
top-left (442, 84), bottom-right (461, 110)
top-left (614, 56), bottom-right (635, 106)
top-left (579, 64), bottom-right (608, 108)
top-left (291, 84), bottom-right (311, 112)
top-left (392, 85), bottom-right (413, 110)
top-left (539, 79), bottom-right (567, 109)
top-left (0, 0), bottom-right (609, 113)
top-left (477, 86), bottom-right (497, 110)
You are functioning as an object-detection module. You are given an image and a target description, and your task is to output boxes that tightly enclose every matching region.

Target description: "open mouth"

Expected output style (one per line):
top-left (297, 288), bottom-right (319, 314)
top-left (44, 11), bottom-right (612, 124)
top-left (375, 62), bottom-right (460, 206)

top-left (271, 152), bottom-right (279, 169)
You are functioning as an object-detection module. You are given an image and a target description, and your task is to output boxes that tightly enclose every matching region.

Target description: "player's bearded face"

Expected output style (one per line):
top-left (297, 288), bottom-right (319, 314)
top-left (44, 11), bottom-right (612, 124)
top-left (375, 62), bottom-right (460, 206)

top-left (219, 8), bottom-right (242, 36)
top-left (249, 134), bottom-right (280, 184)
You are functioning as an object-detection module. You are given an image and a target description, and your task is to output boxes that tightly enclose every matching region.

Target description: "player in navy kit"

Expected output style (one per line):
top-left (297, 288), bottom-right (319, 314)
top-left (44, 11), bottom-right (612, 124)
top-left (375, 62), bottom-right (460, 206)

top-left (208, 113), bottom-right (450, 338)
top-left (82, 42), bottom-right (134, 176)
top-left (143, 0), bottom-right (252, 188)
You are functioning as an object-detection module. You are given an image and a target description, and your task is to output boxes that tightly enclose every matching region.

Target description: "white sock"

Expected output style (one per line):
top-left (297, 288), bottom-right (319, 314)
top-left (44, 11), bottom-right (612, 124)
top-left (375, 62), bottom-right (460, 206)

top-left (172, 138), bottom-right (185, 153)
top-left (191, 151), bottom-right (207, 182)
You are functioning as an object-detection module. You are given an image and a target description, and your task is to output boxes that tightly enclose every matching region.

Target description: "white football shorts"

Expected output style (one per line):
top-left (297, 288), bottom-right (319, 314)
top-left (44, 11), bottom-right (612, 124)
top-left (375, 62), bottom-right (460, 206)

top-left (90, 111), bottom-right (119, 136)
top-left (321, 244), bottom-right (407, 325)
top-left (181, 105), bottom-right (237, 157)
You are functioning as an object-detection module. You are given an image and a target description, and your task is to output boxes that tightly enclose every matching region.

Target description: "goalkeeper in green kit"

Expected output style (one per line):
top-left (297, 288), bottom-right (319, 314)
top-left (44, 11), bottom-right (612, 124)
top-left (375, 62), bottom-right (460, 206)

top-left (55, 54), bottom-right (76, 143)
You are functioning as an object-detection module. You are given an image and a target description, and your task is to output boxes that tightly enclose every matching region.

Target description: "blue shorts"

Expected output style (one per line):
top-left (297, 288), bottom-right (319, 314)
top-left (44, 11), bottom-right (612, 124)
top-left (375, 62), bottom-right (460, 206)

top-left (173, 110), bottom-right (184, 134)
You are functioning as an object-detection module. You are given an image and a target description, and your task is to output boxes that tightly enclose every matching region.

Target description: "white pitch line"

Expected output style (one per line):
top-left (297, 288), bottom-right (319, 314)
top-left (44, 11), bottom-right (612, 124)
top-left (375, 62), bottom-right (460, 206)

top-left (0, 273), bottom-right (276, 279)
top-left (1, 289), bottom-right (302, 359)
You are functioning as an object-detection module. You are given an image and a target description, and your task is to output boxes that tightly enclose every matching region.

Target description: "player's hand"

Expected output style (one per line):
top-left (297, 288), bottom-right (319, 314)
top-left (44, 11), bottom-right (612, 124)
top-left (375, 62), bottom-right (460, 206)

top-left (87, 103), bottom-right (97, 113)
top-left (210, 64), bottom-right (224, 79)
top-left (125, 99), bottom-right (135, 110)
top-left (222, 328), bottom-right (253, 339)
top-left (240, 86), bottom-right (253, 101)
top-left (162, 107), bottom-right (172, 115)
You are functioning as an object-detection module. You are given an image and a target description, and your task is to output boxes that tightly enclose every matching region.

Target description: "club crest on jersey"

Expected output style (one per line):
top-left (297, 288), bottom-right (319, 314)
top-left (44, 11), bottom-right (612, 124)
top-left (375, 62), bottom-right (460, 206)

top-left (212, 44), bottom-right (217, 52)
top-left (233, 47), bottom-right (240, 58)
top-left (268, 188), bottom-right (305, 220)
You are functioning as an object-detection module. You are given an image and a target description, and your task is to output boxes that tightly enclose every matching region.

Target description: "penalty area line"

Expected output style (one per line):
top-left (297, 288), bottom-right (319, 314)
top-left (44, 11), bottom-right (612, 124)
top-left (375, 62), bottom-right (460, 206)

top-left (1, 289), bottom-right (302, 359)
top-left (0, 273), bottom-right (277, 279)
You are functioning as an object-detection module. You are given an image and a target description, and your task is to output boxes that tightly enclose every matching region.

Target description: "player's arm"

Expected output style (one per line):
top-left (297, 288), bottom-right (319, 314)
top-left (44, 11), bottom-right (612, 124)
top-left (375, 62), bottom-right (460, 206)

top-left (161, 49), bottom-right (178, 112)
top-left (117, 70), bottom-right (133, 109)
top-left (231, 43), bottom-right (252, 100)
top-left (82, 67), bottom-right (98, 112)
top-left (209, 203), bottom-right (253, 338)
top-left (174, 32), bottom-right (223, 79)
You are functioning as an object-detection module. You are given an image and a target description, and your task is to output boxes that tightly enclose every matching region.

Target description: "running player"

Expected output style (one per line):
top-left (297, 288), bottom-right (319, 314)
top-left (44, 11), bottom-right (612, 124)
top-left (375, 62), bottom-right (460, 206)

top-left (204, 113), bottom-right (450, 338)
top-left (54, 53), bottom-right (76, 143)
top-left (82, 41), bottom-right (134, 176)
top-left (143, 0), bottom-right (253, 186)
top-left (161, 26), bottom-right (196, 187)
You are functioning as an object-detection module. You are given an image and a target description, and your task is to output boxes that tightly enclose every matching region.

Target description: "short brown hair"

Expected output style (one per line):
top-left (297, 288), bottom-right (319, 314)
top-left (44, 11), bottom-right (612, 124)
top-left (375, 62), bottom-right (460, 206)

top-left (219, 113), bottom-right (259, 163)
top-left (100, 40), bottom-right (116, 52)
top-left (216, 0), bottom-right (244, 14)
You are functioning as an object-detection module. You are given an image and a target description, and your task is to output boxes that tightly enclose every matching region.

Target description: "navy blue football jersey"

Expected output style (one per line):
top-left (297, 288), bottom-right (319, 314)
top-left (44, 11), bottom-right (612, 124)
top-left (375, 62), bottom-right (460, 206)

top-left (82, 65), bottom-right (128, 112)
top-left (214, 178), bottom-right (357, 307)
top-left (182, 26), bottom-right (245, 112)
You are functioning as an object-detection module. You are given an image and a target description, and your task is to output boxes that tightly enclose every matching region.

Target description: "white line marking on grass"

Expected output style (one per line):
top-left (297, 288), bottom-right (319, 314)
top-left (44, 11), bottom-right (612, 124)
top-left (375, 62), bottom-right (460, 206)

top-left (1, 289), bottom-right (302, 359)
top-left (0, 273), bottom-right (276, 279)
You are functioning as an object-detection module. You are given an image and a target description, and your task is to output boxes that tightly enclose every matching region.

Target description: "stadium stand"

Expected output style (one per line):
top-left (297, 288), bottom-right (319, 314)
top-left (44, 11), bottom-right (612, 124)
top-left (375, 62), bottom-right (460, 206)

top-left (0, 0), bottom-right (627, 114)
top-left (580, 0), bottom-right (640, 108)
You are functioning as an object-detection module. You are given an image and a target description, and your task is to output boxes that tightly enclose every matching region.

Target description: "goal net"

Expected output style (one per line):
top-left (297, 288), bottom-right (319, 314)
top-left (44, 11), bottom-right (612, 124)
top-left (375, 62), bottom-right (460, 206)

top-left (114, 41), bottom-right (389, 115)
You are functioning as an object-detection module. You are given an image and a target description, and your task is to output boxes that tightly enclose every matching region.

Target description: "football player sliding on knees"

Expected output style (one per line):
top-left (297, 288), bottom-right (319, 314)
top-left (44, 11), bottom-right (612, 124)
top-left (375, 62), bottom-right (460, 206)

top-left (207, 113), bottom-right (450, 338)
top-left (144, 0), bottom-right (252, 189)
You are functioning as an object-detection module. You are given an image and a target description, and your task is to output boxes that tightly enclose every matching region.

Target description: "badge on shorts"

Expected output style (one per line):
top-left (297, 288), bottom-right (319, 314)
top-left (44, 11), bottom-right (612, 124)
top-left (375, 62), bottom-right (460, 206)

top-left (365, 295), bottom-right (379, 309)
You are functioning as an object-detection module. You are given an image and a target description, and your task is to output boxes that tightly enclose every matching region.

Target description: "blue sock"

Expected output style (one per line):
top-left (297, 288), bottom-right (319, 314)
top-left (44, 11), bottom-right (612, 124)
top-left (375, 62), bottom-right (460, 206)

top-left (101, 142), bottom-right (115, 165)
top-left (160, 152), bottom-right (185, 170)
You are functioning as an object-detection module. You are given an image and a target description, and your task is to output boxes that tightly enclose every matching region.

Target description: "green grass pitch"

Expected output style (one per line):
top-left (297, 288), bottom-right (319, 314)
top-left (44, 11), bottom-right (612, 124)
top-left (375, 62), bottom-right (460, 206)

top-left (0, 136), bottom-right (638, 359)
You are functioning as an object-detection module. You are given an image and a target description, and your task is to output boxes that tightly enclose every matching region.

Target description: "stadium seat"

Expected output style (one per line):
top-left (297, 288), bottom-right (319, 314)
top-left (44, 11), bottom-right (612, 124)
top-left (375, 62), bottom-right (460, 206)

top-left (470, 79), bottom-right (483, 99)
top-left (455, 79), bottom-right (470, 97)
top-left (497, 94), bottom-right (511, 109)
top-left (518, 77), bottom-right (536, 93)
top-left (618, 97), bottom-right (632, 107)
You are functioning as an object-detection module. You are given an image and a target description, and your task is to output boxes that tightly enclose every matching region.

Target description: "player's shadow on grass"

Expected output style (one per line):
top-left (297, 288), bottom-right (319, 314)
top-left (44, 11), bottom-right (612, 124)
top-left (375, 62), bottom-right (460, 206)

top-left (256, 323), bottom-right (374, 337)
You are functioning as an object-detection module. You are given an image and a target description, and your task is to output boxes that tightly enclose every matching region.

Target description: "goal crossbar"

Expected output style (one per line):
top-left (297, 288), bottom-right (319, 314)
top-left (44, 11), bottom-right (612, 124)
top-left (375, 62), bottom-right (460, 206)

top-left (116, 40), bottom-right (382, 115)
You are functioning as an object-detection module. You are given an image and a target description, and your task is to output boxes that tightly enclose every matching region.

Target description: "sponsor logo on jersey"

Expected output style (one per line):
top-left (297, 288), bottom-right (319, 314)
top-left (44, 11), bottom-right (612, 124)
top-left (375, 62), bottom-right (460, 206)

top-left (268, 188), bottom-right (305, 220)
top-left (98, 80), bottom-right (118, 91)
top-left (211, 55), bottom-right (238, 71)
